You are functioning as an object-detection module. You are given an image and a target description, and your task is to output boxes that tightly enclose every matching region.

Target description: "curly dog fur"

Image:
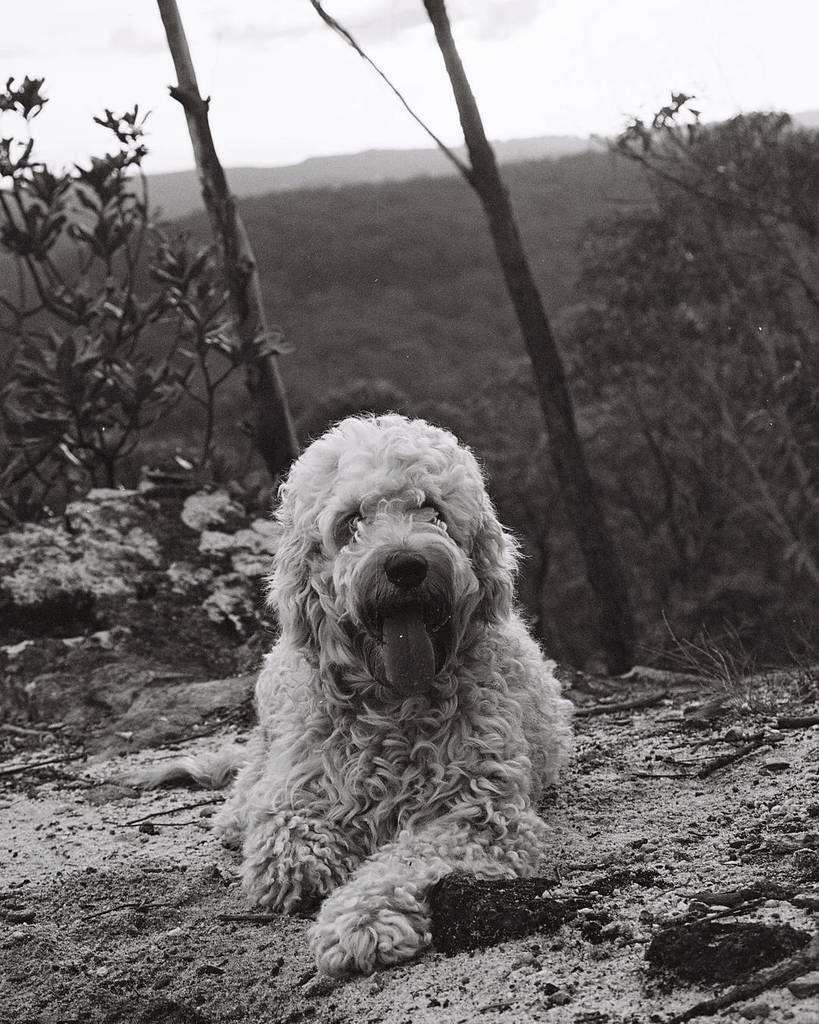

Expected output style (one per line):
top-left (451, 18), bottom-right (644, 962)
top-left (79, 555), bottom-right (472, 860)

top-left (193, 415), bottom-right (572, 975)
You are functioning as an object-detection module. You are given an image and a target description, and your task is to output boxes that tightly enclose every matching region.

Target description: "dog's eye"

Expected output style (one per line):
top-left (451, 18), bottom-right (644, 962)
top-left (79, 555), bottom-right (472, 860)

top-left (333, 513), bottom-right (360, 548)
top-left (418, 501), bottom-right (445, 527)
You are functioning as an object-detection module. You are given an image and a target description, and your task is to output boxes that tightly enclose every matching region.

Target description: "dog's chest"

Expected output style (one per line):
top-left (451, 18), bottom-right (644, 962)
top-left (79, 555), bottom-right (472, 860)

top-left (322, 707), bottom-right (522, 836)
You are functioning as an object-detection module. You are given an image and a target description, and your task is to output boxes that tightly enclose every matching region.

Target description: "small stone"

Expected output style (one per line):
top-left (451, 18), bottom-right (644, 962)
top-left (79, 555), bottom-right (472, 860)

top-left (738, 1002), bottom-right (770, 1019)
top-left (548, 990), bottom-right (572, 1007)
top-left (788, 971), bottom-right (819, 998)
top-left (760, 760), bottom-right (791, 773)
top-left (533, 973), bottom-right (560, 994)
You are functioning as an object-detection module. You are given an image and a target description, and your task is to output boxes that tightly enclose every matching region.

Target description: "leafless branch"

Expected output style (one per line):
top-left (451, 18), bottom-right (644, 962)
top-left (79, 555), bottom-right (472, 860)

top-left (308, 1), bottom-right (473, 183)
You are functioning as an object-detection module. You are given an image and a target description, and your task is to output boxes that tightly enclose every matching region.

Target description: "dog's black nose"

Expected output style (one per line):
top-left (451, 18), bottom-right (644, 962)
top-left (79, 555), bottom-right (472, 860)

top-left (384, 551), bottom-right (428, 589)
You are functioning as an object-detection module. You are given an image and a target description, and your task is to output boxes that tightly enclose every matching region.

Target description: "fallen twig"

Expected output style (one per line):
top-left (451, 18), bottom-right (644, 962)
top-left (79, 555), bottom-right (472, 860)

top-left (575, 689), bottom-right (668, 718)
top-left (218, 913), bottom-right (280, 924)
top-left (123, 797), bottom-right (222, 826)
top-left (617, 666), bottom-right (706, 688)
top-left (690, 882), bottom-right (791, 908)
top-left (0, 752), bottom-right (87, 777)
top-left (696, 740), bottom-right (767, 778)
top-left (696, 897), bottom-right (768, 923)
top-left (163, 712), bottom-right (246, 749)
top-left (0, 723), bottom-right (53, 737)
top-left (83, 901), bottom-right (174, 921)
top-left (776, 714), bottom-right (819, 729)
top-left (128, 820), bottom-right (205, 828)
top-left (629, 771), bottom-right (692, 779)
top-left (667, 935), bottom-right (819, 1022)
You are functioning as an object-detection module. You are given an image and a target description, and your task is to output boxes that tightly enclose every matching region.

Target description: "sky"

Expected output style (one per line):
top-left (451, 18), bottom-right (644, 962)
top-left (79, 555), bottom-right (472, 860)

top-left (2, 0), bottom-right (818, 175)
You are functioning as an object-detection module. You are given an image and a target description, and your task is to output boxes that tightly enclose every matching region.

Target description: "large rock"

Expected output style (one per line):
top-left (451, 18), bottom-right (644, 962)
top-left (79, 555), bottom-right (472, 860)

top-left (0, 490), bottom-right (161, 642)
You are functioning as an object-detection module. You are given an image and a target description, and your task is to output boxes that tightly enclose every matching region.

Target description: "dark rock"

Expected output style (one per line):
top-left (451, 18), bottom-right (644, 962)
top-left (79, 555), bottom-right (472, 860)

top-left (578, 909), bottom-right (614, 944)
top-left (576, 867), bottom-right (659, 898)
top-left (645, 920), bottom-right (811, 984)
top-left (429, 872), bottom-right (578, 954)
top-left (791, 893), bottom-right (819, 911)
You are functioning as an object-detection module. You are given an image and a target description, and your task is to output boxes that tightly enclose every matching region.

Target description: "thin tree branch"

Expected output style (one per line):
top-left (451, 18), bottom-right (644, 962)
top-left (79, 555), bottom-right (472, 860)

top-left (308, 0), bottom-right (474, 184)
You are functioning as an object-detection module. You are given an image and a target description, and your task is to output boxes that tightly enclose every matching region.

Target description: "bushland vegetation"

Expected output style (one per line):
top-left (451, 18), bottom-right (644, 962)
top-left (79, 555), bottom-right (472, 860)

top-left (2, 80), bottom-right (815, 668)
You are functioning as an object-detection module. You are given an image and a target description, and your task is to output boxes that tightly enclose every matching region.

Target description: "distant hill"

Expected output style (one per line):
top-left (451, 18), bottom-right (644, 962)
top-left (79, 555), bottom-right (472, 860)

top-left (793, 108), bottom-right (819, 129)
top-left (146, 134), bottom-right (602, 220)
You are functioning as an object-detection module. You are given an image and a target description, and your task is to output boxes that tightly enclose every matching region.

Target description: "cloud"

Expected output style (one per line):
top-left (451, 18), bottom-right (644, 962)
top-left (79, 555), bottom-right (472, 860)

top-left (466, 0), bottom-right (543, 41)
top-left (109, 25), bottom-right (167, 54)
top-left (210, 0), bottom-right (541, 47)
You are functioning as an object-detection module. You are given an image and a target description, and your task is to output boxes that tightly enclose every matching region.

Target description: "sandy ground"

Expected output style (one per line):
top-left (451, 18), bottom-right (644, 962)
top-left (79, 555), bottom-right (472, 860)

top-left (2, 668), bottom-right (818, 1024)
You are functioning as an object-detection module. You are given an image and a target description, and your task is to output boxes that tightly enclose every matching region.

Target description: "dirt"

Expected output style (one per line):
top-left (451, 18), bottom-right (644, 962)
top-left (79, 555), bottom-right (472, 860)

top-left (2, 668), bottom-right (818, 1024)
top-left (1, 491), bottom-right (818, 1023)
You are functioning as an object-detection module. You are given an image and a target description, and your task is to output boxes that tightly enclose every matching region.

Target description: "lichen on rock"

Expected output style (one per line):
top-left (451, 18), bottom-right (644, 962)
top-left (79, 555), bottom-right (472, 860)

top-left (180, 490), bottom-right (245, 533)
top-left (0, 490), bottom-right (162, 640)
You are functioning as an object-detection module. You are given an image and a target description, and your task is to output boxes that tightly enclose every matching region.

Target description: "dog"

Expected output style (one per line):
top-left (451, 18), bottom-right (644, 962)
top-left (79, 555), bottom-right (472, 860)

top-left (152, 414), bottom-right (573, 976)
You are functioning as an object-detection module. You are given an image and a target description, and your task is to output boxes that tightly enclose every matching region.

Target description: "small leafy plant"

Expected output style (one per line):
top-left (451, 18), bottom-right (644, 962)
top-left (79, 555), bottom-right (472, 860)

top-left (0, 77), bottom-right (255, 520)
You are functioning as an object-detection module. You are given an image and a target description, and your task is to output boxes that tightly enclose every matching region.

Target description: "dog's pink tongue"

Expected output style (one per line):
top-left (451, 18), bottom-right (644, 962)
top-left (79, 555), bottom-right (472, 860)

top-left (382, 608), bottom-right (436, 695)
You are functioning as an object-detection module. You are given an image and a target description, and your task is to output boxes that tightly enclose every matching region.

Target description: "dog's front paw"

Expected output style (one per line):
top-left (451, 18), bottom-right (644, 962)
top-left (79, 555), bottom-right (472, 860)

top-left (310, 882), bottom-right (431, 976)
top-left (241, 812), bottom-right (355, 912)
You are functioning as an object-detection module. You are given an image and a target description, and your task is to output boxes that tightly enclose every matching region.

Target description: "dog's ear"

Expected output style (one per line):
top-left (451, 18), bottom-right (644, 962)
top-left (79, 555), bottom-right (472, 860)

top-left (267, 516), bottom-right (324, 650)
top-left (471, 505), bottom-right (519, 623)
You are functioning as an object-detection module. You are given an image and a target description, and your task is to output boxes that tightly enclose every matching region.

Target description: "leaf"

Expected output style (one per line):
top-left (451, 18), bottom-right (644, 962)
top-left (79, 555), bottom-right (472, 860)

top-left (252, 327), bottom-right (293, 357)
top-left (58, 441), bottom-right (82, 466)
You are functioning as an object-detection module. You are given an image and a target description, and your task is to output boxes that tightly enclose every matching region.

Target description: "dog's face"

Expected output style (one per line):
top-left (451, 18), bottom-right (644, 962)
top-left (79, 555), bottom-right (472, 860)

top-left (270, 415), bottom-right (518, 698)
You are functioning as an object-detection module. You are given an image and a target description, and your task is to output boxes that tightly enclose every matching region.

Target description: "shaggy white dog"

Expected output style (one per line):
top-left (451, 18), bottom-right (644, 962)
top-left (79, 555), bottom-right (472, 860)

top-left (168, 414), bottom-right (572, 976)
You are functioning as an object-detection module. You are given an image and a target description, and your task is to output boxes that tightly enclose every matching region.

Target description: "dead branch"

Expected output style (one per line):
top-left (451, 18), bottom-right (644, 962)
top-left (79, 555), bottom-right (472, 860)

top-left (696, 740), bottom-right (767, 779)
top-left (308, 1), bottom-right (472, 182)
top-left (629, 771), bottom-right (692, 779)
top-left (83, 901), bottom-right (175, 921)
top-left (123, 798), bottom-right (223, 826)
top-left (218, 913), bottom-right (280, 924)
top-left (0, 723), bottom-right (53, 737)
top-left (575, 690), bottom-right (667, 718)
top-left (777, 714), bottom-right (819, 729)
top-left (156, 0), bottom-right (299, 480)
top-left (0, 752), bottom-right (87, 777)
top-left (617, 666), bottom-right (706, 688)
top-left (690, 882), bottom-right (791, 907)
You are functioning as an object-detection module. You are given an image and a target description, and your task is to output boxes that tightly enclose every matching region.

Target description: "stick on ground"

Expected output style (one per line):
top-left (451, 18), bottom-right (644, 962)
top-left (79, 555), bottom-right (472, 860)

top-left (575, 690), bottom-right (668, 718)
top-left (696, 740), bottom-right (767, 778)
top-left (0, 752), bottom-right (87, 777)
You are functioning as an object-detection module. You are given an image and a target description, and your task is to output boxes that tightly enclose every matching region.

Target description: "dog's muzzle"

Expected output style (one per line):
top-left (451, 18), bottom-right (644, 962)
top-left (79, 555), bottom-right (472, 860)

top-left (355, 547), bottom-right (454, 697)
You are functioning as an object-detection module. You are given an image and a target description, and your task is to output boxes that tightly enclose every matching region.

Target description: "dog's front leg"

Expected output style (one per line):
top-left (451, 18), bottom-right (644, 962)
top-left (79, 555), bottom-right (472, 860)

top-left (309, 809), bottom-right (548, 976)
top-left (241, 806), bottom-right (365, 913)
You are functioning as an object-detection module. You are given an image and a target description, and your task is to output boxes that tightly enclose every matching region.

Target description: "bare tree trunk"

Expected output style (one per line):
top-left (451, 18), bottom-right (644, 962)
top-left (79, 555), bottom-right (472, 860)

top-left (156, 0), bottom-right (300, 480)
top-left (421, 0), bottom-right (635, 672)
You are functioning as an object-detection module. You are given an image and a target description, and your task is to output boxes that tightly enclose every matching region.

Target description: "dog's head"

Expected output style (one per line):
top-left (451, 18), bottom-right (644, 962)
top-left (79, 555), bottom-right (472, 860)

top-left (270, 414), bottom-right (518, 697)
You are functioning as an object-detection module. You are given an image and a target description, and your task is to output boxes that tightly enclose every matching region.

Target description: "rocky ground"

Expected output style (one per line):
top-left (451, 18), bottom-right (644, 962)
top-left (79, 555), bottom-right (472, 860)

top-left (1, 489), bottom-right (818, 1024)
